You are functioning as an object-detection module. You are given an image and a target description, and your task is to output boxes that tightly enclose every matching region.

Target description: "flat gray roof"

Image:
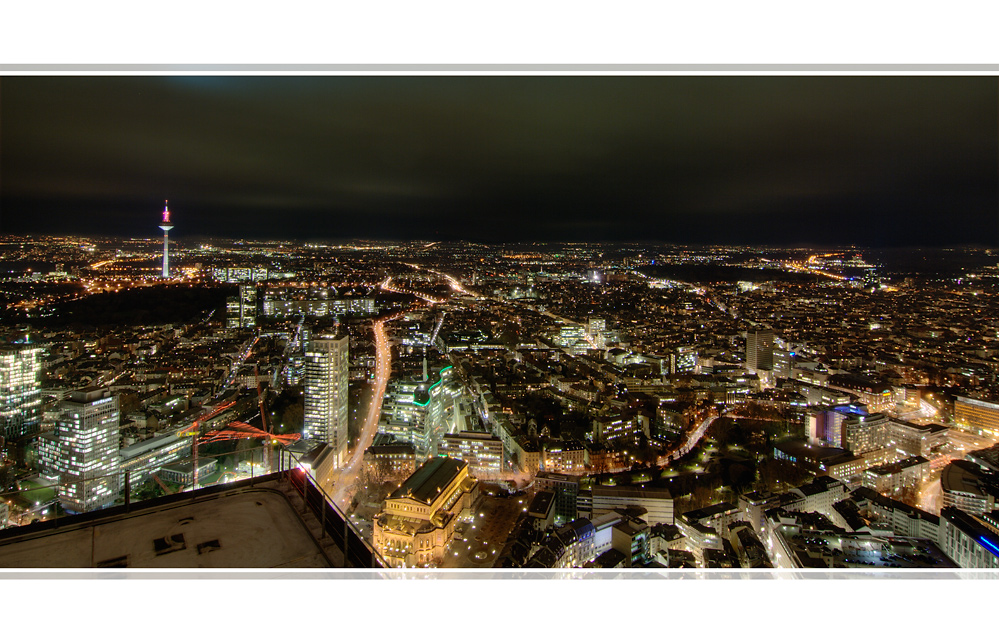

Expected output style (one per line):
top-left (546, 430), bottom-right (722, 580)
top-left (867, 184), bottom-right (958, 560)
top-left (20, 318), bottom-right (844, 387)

top-left (592, 485), bottom-right (672, 500)
top-left (0, 484), bottom-right (332, 568)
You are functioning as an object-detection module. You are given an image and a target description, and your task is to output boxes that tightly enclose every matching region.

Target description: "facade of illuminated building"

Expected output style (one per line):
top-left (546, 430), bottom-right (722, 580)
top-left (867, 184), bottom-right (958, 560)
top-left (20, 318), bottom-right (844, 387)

top-left (939, 507), bottom-right (999, 568)
top-left (666, 346), bottom-right (698, 374)
top-left (825, 451), bottom-right (888, 480)
top-left (379, 365), bottom-right (461, 462)
top-left (587, 317), bottom-right (606, 346)
top-left (158, 458), bottom-right (218, 485)
top-left (861, 455), bottom-right (929, 495)
top-left (842, 413), bottom-right (889, 455)
top-left (795, 383), bottom-right (852, 409)
top-left (772, 348), bottom-right (793, 379)
top-left (592, 413), bottom-right (650, 444)
top-left (540, 440), bottom-right (587, 473)
top-left (42, 387), bottom-right (121, 514)
top-left (534, 472), bottom-right (581, 526)
top-left (850, 487), bottom-right (940, 542)
top-left (261, 288), bottom-right (376, 318)
top-left (212, 267), bottom-right (268, 283)
top-left (774, 439), bottom-right (891, 481)
top-left (415, 366), bottom-right (461, 455)
top-left (808, 404), bottom-right (866, 447)
top-left (586, 484), bottom-right (673, 526)
top-left (826, 374), bottom-right (895, 413)
top-left (526, 518), bottom-right (597, 567)
top-left (954, 396), bottom-right (999, 436)
top-left (226, 284), bottom-right (258, 329)
top-left (117, 432), bottom-right (192, 485)
top-left (304, 333), bottom-right (349, 467)
top-left (439, 431), bottom-right (503, 476)
top-left (363, 434), bottom-right (417, 481)
top-left (745, 328), bottom-right (774, 374)
top-left (372, 456), bottom-right (478, 567)
top-left (0, 343), bottom-right (43, 456)
top-left (886, 419), bottom-right (948, 458)
top-left (557, 324), bottom-right (589, 355)
top-left (940, 460), bottom-right (998, 517)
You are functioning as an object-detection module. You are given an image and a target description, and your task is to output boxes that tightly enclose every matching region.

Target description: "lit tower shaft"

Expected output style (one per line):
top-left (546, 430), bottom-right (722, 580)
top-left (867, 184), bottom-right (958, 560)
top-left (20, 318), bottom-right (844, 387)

top-left (159, 200), bottom-right (173, 278)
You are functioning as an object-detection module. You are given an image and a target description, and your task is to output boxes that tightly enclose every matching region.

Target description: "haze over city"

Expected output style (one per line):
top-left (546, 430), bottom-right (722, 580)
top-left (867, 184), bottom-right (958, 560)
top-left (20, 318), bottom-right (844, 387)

top-left (2, 76), bottom-right (997, 245)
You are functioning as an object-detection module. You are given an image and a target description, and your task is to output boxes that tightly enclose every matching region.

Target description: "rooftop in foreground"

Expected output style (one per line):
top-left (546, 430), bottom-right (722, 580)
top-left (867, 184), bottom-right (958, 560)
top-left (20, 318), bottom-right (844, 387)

top-left (0, 472), bottom-right (381, 568)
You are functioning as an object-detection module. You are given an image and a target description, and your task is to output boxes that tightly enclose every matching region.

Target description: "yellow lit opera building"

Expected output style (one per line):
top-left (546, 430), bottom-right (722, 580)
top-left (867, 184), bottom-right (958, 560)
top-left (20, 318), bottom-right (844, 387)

top-left (373, 456), bottom-right (478, 567)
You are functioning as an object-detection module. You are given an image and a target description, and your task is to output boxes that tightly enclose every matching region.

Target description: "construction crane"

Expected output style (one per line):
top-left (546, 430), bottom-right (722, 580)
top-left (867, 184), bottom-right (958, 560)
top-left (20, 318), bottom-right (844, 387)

top-left (200, 421), bottom-right (301, 476)
top-left (151, 473), bottom-right (172, 495)
top-left (177, 401), bottom-right (237, 490)
top-left (254, 363), bottom-right (273, 472)
top-left (200, 422), bottom-right (301, 446)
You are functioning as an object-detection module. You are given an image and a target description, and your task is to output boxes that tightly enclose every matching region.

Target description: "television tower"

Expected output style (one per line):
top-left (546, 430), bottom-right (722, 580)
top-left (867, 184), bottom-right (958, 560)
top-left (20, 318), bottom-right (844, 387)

top-left (159, 200), bottom-right (173, 278)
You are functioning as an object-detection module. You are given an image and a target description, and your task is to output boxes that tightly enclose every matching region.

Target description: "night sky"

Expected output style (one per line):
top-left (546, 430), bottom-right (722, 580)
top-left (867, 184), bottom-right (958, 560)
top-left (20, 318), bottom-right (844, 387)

top-left (1, 76), bottom-right (996, 246)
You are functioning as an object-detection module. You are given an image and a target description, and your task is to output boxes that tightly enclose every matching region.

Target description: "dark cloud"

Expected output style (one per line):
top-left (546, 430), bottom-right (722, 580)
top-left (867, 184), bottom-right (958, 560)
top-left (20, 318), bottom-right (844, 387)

top-left (1, 76), bottom-right (995, 245)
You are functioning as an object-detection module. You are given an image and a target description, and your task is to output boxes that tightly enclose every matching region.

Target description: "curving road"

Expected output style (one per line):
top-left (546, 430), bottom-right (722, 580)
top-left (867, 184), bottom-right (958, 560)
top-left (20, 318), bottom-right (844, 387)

top-left (656, 415), bottom-right (718, 467)
top-left (331, 314), bottom-right (397, 509)
top-left (897, 398), bottom-right (939, 422)
top-left (918, 469), bottom-right (943, 514)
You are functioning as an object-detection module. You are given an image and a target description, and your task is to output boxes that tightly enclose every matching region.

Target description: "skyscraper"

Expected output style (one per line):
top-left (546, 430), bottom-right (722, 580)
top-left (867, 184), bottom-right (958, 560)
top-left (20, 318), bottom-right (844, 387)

top-left (44, 387), bottom-right (121, 514)
top-left (0, 343), bottom-right (43, 462)
top-left (227, 284), bottom-right (258, 328)
top-left (746, 329), bottom-right (774, 374)
top-left (159, 200), bottom-right (173, 279)
top-left (303, 333), bottom-right (349, 468)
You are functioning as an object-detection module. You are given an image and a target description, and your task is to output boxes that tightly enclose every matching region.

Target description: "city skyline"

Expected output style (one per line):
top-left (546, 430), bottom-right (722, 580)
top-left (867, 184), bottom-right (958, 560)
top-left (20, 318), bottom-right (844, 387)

top-left (2, 76), bottom-right (999, 574)
top-left (2, 232), bottom-right (999, 571)
top-left (2, 76), bottom-right (997, 246)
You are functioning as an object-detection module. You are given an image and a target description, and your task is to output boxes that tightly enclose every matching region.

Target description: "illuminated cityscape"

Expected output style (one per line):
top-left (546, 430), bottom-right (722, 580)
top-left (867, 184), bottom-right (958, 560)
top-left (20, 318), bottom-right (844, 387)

top-left (0, 76), bottom-right (997, 571)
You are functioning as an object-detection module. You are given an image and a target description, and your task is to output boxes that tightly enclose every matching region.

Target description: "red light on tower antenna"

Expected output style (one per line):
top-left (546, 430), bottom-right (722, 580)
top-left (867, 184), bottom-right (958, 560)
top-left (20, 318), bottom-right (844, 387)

top-left (162, 200), bottom-right (171, 224)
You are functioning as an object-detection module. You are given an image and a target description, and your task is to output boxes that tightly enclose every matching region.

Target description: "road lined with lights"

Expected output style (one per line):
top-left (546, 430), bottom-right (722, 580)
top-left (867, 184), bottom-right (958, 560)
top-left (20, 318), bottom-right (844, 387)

top-left (662, 415), bottom-right (718, 465)
top-left (331, 313), bottom-right (399, 509)
top-left (947, 428), bottom-right (996, 454)
top-left (918, 468), bottom-right (943, 514)
top-left (897, 398), bottom-right (939, 422)
top-left (380, 276), bottom-right (444, 304)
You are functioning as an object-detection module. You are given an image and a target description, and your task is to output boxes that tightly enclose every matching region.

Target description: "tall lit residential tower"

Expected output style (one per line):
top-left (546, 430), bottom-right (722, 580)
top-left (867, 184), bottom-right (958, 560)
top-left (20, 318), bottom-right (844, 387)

top-left (159, 200), bottom-right (173, 278)
top-left (746, 329), bottom-right (774, 374)
top-left (304, 333), bottom-right (349, 468)
top-left (45, 387), bottom-right (121, 514)
top-left (0, 343), bottom-right (43, 461)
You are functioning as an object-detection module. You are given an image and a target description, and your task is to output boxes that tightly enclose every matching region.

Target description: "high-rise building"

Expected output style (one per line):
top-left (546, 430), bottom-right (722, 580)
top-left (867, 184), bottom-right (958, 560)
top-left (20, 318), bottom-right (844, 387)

top-left (43, 387), bottom-right (121, 514)
top-left (587, 317), bottom-right (606, 348)
top-left (773, 348), bottom-right (793, 379)
top-left (159, 200), bottom-right (173, 279)
top-left (227, 284), bottom-right (258, 328)
top-left (746, 329), bottom-right (774, 374)
top-left (558, 324), bottom-right (588, 355)
top-left (0, 343), bottom-right (43, 461)
top-left (842, 412), bottom-right (890, 455)
top-left (303, 333), bottom-right (349, 468)
top-left (379, 364), bottom-right (461, 463)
